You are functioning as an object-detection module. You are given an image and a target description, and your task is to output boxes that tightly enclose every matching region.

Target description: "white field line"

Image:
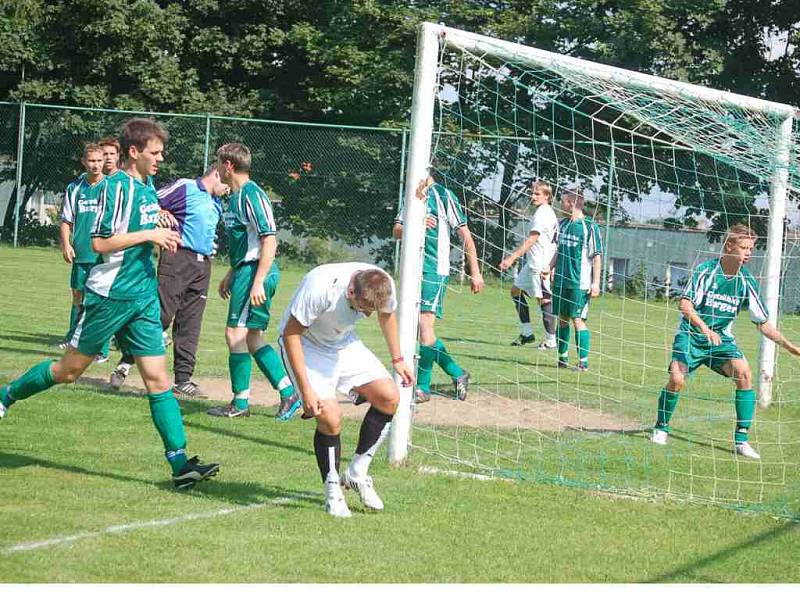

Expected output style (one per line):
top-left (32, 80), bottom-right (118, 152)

top-left (417, 465), bottom-right (513, 482)
top-left (3, 493), bottom-right (318, 554)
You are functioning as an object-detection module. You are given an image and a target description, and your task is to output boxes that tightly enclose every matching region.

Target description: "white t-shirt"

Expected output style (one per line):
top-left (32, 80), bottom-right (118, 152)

top-left (525, 203), bottom-right (559, 272)
top-left (278, 262), bottom-right (398, 350)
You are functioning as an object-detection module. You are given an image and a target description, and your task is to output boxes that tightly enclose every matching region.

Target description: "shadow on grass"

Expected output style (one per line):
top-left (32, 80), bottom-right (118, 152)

top-left (0, 345), bottom-right (60, 358)
top-left (0, 330), bottom-right (65, 347)
top-left (185, 419), bottom-right (314, 458)
top-left (0, 451), bottom-right (322, 509)
top-left (646, 519), bottom-right (799, 582)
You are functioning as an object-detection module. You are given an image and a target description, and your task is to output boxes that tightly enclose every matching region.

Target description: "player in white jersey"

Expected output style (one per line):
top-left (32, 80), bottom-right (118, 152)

top-left (278, 263), bottom-right (414, 518)
top-left (499, 180), bottom-right (559, 349)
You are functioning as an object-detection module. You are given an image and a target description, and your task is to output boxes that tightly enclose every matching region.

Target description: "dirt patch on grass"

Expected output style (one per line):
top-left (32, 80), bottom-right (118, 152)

top-left (89, 374), bottom-right (634, 432)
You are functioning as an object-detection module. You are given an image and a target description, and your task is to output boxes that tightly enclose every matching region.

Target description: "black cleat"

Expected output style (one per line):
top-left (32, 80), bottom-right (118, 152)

top-left (173, 380), bottom-right (209, 399)
top-left (172, 456), bottom-right (220, 490)
top-left (557, 359), bottom-right (570, 369)
top-left (510, 334), bottom-right (536, 347)
top-left (207, 402), bottom-right (250, 418)
top-left (275, 393), bottom-right (302, 421)
top-left (453, 371), bottom-right (470, 402)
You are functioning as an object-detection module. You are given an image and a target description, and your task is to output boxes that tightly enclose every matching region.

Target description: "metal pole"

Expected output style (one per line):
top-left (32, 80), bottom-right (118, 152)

top-left (12, 101), bottom-right (26, 247)
top-left (203, 115), bottom-right (212, 171)
top-left (393, 129), bottom-right (408, 275)
top-left (602, 148), bottom-right (614, 292)
top-left (758, 114), bottom-right (793, 409)
top-left (388, 23), bottom-right (440, 465)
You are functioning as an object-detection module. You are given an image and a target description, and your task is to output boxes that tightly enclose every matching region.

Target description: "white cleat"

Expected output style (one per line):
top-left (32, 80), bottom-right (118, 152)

top-left (651, 429), bottom-right (668, 445)
top-left (341, 469), bottom-right (384, 511)
top-left (0, 402), bottom-right (6, 419)
top-left (735, 442), bottom-right (761, 460)
top-left (325, 482), bottom-right (352, 518)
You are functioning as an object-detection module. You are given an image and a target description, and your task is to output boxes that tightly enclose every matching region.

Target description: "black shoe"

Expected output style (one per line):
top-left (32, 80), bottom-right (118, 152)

top-left (275, 393), bottom-right (302, 421)
top-left (207, 402), bottom-right (250, 418)
top-left (173, 380), bottom-right (209, 399)
top-left (453, 371), bottom-right (470, 402)
top-left (557, 359), bottom-right (570, 369)
top-left (510, 334), bottom-right (536, 347)
top-left (172, 455), bottom-right (220, 489)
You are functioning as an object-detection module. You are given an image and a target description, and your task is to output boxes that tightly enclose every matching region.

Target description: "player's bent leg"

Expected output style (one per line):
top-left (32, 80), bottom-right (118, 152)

top-left (722, 359), bottom-right (760, 459)
top-left (510, 286), bottom-right (534, 346)
top-left (247, 329), bottom-right (298, 419)
top-left (652, 362), bottom-right (687, 445)
top-left (313, 399), bottom-right (350, 517)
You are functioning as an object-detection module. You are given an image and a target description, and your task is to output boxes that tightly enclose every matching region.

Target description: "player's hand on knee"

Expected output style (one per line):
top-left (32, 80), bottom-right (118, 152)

top-left (303, 391), bottom-right (324, 418)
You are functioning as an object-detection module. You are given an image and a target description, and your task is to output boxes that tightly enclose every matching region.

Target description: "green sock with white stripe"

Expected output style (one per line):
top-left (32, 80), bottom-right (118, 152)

top-left (734, 389), bottom-right (756, 443)
top-left (8, 360), bottom-right (56, 404)
top-left (576, 329), bottom-right (590, 365)
top-left (229, 352), bottom-right (251, 411)
top-left (254, 345), bottom-right (295, 400)
top-left (433, 338), bottom-right (464, 378)
top-left (655, 388), bottom-right (680, 431)
top-left (148, 389), bottom-right (188, 474)
top-left (557, 324), bottom-right (570, 361)
top-left (417, 344), bottom-right (436, 393)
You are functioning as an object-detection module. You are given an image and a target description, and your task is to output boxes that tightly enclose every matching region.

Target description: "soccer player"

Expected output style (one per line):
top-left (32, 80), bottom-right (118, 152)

top-left (98, 136), bottom-right (120, 176)
top-left (498, 180), bottom-right (559, 349)
top-left (0, 118), bottom-right (220, 489)
top-left (211, 143), bottom-right (300, 420)
top-left (550, 190), bottom-right (602, 371)
top-left (278, 263), bottom-right (414, 517)
top-left (393, 175), bottom-right (485, 404)
top-left (651, 224), bottom-right (800, 459)
top-left (58, 143), bottom-right (108, 363)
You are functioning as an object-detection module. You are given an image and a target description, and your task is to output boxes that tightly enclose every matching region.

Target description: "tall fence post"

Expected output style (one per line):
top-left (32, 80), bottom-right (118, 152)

top-left (394, 129), bottom-right (408, 275)
top-left (13, 101), bottom-right (27, 247)
top-left (203, 115), bottom-right (212, 170)
top-left (602, 147), bottom-right (614, 292)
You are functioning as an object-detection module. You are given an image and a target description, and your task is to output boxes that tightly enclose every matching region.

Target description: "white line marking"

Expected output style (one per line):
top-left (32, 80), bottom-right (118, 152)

top-left (418, 465), bottom-right (512, 482)
top-left (3, 493), bottom-right (319, 554)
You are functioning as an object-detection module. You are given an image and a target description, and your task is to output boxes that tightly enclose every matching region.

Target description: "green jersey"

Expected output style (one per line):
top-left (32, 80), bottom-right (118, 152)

top-left (395, 183), bottom-right (467, 276)
top-left (223, 180), bottom-right (277, 269)
top-left (61, 173), bottom-right (105, 263)
top-left (86, 171), bottom-right (160, 299)
top-left (554, 216), bottom-right (602, 290)
top-left (680, 258), bottom-right (768, 342)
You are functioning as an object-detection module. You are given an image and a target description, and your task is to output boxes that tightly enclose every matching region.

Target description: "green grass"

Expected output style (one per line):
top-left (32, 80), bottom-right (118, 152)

top-left (0, 246), bottom-right (799, 582)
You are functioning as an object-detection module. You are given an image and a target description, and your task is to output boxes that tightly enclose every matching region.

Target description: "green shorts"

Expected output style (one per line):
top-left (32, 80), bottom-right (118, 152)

top-left (226, 262), bottom-right (280, 330)
top-left (70, 262), bottom-right (94, 293)
top-left (73, 289), bottom-right (164, 357)
top-left (670, 331), bottom-right (744, 375)
top-left (552, 287), bottom-right (590, 319)
top-left (420, 273), bottom-right (448, 319)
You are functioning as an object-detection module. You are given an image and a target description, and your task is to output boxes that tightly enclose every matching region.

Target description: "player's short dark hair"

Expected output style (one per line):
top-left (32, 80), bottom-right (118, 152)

top-left (216, 143), bottom-right (251, 173)
top-left (119, 119), bottom-right (169, 157)
top-left (82, 142), bottom-right (102, 158)
top-left (352, 269), bottom-right (393, 312)
top-left (97, 136), bottom-right (120, 153)
top-left (562, 190), bottom-right (585, 210)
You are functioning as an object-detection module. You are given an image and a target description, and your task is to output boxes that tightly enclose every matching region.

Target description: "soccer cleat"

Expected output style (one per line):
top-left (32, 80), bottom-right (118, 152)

top-left (173, 380), bottom-right (209, 399)
top-left (453, 371), bottom-right (470, 402)
top-left (0, 402), bottom-right (5, 419)
top-left (0, 388), bottom-right (7, 419)
top-left (172, 455), bottom-right (220, 489)
top-left (651, 429), bottom-right (668, 445)
top-left (94, 354), bottom-right (109, 364)
top-left (275, 393), bottom-right (302, 421)
top-left (735, 442), bottom-right (761, 460)
top-left (206, 402), bottom-right (250, 418)
top-left (557, 359), bottom-right (570, 369)
top-left (415, 388), bottom-right (431, 404)
top-left (537, 341), bottom-right (557, 350)
top-left (347, 389), bottom-right (368, 406)
top-left (511, 334), bottom-right (536, 347)
top-left (576, 362), bottom-right (589, 372)
top-left (325, 482), bottom-right (352, 518)
top-left (341, 469), bottom-right (384, 511)
top-left (56, 341), bottom-right (70, 351)
top-left (163, 332), bottom-right (173, 347)
top-left (109, 363), bottom-right (131, 390)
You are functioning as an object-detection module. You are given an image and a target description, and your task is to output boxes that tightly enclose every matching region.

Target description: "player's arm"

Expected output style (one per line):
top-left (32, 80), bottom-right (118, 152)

top-left (282, 316), bottom-right (324, 417)
top-left (456, 226), bottom-right (485, 293)
top-left (250, 235), bottom-right (276, 307)
top-left (377, 310), bottom-right (414, 386)
top-left (499, 232), bottom-right (539, 271)
top-left (758, 322), bottom-right (800, 357)
top-left (679, 297), bottom-right (721, 346)
top-left (219, 268), bottom-right (234, 300)
top-left (392, 222), bottom-right (403, 239)
top-left (60, 221), bottom-right (74, 264)
top-left (590, 253), bottom-right (602, 297)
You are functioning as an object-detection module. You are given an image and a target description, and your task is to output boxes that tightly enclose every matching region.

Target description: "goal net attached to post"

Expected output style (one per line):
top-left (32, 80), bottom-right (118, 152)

top-left (389, 23), bottom-right (800, 517)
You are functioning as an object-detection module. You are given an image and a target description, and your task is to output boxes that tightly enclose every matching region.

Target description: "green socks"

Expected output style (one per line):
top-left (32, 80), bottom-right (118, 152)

top-left (432, 338), bottom-right (464, 379)
top-left (557, 324), bottom-right (570, 361)
top-left (229, 352), bottom-right (252, 410)
top-left (734, 389), bottom-right (756, 443)
top-left (417, 344), bottom-right (436, 393)
top-left (576, 329), bottom-right (590, 365)
top-left (148, 389), bottom-right (188, 474)
top-left (8, 360), bottom-right (56, 404)
top-left (655, 388), bottom-right (680, 431)
top-left (253, 345), bottom-right (295, 399)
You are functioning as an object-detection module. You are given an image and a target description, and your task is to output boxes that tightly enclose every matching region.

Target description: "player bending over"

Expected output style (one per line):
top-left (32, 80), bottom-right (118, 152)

top-left (393, 175), bottom-right (484, 404)
top-left (278, 263), bottom-right (414, 517)
top-left (651, 224), bottom-right (800, 459)
top-left (550, 190), bottom-right (602, 371)
top-left (499, 180), bottom-right (559, 349)
top-left (210, 143), bottom-right (300, 420)
top-left (0, 119), bottom-right (219, 489)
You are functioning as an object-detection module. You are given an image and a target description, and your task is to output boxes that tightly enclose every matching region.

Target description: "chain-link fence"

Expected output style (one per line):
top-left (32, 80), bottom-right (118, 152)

top-left (0, 101), bottom-right (407, 269)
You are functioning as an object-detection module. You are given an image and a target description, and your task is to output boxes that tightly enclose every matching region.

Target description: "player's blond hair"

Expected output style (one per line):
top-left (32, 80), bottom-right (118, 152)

top-left (724, 223), bottom-right (758, 249)
top-left (532, 180), bottom-right (553, 202)
top-left (216, 143), bottom-right (251, 173)
top-left (82, 142), bottom-right (102, 158)
top-left (352, 269), bottom-right (393, 312)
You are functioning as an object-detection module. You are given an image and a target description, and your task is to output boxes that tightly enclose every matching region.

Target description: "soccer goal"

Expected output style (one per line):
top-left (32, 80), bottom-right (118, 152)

top-left (389, 23), bottom-right (800, 517)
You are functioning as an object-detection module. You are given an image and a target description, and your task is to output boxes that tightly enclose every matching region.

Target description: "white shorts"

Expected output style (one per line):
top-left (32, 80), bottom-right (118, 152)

top-left (278, 335), bottom-right (391, 401)
top-left (513, 264), bottom-right (551, 299)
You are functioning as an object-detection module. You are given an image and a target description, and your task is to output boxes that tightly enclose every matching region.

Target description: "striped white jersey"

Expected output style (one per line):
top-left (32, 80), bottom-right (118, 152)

top-left (223, 180), bottom-right (277, 269)
top-left (525, 203), bottom-right (559, 272)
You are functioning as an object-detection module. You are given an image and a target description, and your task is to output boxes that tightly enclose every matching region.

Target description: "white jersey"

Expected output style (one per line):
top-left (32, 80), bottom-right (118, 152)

top-left (525, 203), bottom-right (559, 271)
top-left (278, 262), bottom-right (398, 350)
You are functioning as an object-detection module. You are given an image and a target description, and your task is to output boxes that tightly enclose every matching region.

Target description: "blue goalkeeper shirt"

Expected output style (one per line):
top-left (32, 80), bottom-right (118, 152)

top-left (157, 178), bottom-right (222, 256)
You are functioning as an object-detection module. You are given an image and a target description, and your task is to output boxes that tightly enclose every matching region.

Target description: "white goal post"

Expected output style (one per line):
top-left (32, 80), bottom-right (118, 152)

top-left (387, 22), bottom-right (796, 464)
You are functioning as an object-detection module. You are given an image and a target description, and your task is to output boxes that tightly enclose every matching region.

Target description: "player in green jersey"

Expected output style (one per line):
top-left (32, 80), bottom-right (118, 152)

top-left (651, 224), bottom-right (800, 460)
top-left (58, 143), bottom-right (108, 364)
top-left (209, 143), bottom-right (300, 420)
top-left (0, 119), bottom-right (219, 489)
top-left (550, 190), bottom-right (602, 371)
top-left (393, 176), bottom-right (485, 403)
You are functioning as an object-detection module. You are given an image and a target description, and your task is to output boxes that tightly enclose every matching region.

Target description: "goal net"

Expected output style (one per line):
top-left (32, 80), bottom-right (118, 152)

top-left (390, 24), bottom-right (800, 518)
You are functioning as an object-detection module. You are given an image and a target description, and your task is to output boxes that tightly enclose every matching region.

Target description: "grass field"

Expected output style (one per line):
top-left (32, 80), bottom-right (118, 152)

top-left (1, 245), bottom-right (799, 583)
